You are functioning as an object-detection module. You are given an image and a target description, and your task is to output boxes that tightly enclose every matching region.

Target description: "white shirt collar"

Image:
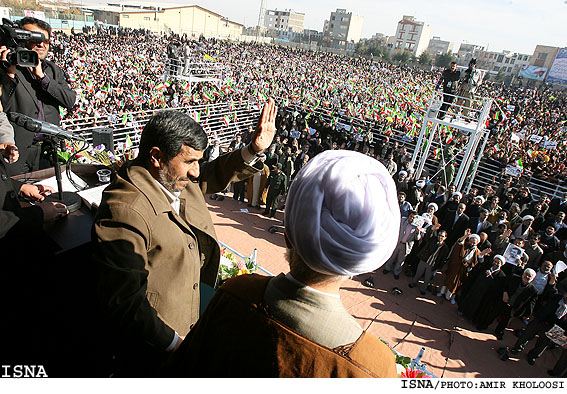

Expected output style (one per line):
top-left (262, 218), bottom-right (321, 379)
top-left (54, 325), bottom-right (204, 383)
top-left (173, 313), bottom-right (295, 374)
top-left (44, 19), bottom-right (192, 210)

top-left (284, 273), bottom-right (341, 299)
top-left (155, 179), bottom-right (182, 215)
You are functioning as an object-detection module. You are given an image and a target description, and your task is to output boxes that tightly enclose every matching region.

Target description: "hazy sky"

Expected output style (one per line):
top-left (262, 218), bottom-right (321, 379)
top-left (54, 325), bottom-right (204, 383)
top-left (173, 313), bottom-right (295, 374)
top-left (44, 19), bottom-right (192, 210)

top-left (92, 0), bottom-right (566, 54)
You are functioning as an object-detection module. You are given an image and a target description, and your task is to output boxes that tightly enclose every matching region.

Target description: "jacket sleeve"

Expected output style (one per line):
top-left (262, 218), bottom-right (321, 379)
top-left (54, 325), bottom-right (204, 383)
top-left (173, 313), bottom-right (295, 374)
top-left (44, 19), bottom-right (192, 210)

top-left (92, 204), bottom-right (175, 351)
top-left (44, 62), bottom-right (76, 110)
top-left (197, 148), bottom-right (261, 195)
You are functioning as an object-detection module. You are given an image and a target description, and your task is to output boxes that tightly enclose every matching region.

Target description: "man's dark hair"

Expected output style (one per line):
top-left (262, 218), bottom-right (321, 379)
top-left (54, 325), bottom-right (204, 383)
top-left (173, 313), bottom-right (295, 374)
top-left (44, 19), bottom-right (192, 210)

top-left (138, 110), bottom-right (208, 163)
top-left (18, 17), bottom-right (52, 37)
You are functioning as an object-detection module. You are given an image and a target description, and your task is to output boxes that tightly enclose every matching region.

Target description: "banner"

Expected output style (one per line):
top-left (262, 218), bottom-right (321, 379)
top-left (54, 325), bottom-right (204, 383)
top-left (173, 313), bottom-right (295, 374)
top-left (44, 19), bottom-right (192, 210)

top-left (518, 65), bottom-right (547, 81)
top-left (547, 47), bottom-right (567, 85)
top-left (23, 10), bottom-right (46, 20)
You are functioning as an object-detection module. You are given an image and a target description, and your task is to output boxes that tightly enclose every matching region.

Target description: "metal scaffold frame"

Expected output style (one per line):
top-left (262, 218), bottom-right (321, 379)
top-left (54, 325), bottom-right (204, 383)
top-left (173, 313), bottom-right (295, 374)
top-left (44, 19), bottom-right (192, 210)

top-left (164, 57), bottom-right (226, 91)
top-left (409, 90), bottom-right (495, 193)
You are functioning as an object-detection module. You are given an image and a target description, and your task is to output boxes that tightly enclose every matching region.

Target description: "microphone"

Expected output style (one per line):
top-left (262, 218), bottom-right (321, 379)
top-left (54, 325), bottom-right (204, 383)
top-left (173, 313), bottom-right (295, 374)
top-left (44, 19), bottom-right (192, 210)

top-left (7, 112), bottom-right (85, 141)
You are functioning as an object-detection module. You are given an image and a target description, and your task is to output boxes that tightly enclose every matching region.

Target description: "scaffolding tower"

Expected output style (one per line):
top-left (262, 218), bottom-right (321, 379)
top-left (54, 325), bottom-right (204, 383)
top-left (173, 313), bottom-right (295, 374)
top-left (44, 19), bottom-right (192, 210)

top-left (409, 90), bottom-right (504, 193)
top-left (164, 55), bottom-right (226, 92)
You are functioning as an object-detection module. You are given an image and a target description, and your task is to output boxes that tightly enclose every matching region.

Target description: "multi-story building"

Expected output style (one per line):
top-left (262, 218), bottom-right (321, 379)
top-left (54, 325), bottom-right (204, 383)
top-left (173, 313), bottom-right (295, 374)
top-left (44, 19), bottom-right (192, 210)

top-left (427, 36), bottom-right (454, 56)
top-left (118, 5), bottom-right (243, 39)
top-left (324, 8), bottom-right (364, 45)
top-left (392, 15), bottom-right (430, 56)
top-left (476, 50), bottom-right (531, 77)
top-left (456, 43), bottom-right (484, 66)
top-left (264, 9), bottom-right (304, 34)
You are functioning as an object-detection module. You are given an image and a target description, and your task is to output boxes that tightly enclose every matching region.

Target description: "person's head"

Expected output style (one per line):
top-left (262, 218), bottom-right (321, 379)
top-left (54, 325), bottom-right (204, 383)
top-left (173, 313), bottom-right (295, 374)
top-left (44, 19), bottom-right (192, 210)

top-left (274, 162), bottom-right (282, 173)
top-left (457, 203), bottom-right (466, 214)
top-left (450, 62), bottom-right (457, 71)
top-left (451, 191), bottom-right (462, 202)
top-left (522, 268), bottom-right (536, 285)
top-left (467, 233), bottom-right (480, 248)
top-left (407, 211), bottom-right (417, 224)
top-left (268, 144), bottom-right (276, 154)
top-left (302, 143), bottom-right (309, 152)
top-left (480, 208), bottom-right (489, 221)
top-left (484, 185), bottom-right (494, 196)
top-left (528, 232), bottom-right (541, 246)
top-left (562, 192), bottom-right (567, 202)
top-left (448, 184), bottom-right (456, 194)
top-left (545, 225), bottom-right (556, 236)
top-left (436, 185), bottom-right (446, 195)
top-left (284, 150), bottom-right (400, 282)
top-left (213, 139), bottom-right (220, 147)
top-left (497, 223), bottom-right (508, 234)
top-left (235, 134), bottom-right (242, 142)
top-left (510, 203), bottom-right (520, 215)
top-left (20, 17), bottom-right (52, 60)
top-left (518, 187), bottom-right (529, 198)
top-left (540, 260), bottom-right (553, 274)
top-left (522, 215), bottom-right (534, 227)
top-left (492, 255), bottom-right (505, 270)
top-left (490, 196), bottom-right (500, 205)
top-left (302, 154), bottom-right (310, 165)
top-left (427, 202), bottom-right (438, 214)
top-left (398, 170), bottom-right (407, 180)
top-left (557, 211), bottom-right (566, 223)
top-left (138, 110), bottom-right (207, 193)
top-left (474, 196), bottom-right (485, 206)
top-left (469, 58), bottom-right (477, 68)
top-left (498, 210), bottom-right (508, 221)
top-left (398, 191), bottom-right (406, 203)
top-left (512, 238), bottom-right (525, 248)
top-left (437, 230), bottom-right (447, 243)
top-left (480, 232), bottom-right (488, 242)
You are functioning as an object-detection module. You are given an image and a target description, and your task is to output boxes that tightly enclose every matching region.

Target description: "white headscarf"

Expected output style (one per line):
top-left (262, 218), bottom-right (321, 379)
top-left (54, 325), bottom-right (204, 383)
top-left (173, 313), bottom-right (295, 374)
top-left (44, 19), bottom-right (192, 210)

top-left (285, 150), bottom-right (400, 276)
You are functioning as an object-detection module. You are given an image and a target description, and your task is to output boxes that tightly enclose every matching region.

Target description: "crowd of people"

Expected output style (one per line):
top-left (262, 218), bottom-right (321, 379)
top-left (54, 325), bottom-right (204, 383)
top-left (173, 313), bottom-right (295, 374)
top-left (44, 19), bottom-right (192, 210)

top-left (2, 19), bottom-right (567, 377)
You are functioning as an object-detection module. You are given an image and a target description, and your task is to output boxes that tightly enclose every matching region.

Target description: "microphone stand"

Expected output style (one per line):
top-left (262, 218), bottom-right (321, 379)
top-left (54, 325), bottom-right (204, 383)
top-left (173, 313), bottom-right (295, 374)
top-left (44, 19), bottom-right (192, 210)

top-left (43, 135), bottom-right (82, 213)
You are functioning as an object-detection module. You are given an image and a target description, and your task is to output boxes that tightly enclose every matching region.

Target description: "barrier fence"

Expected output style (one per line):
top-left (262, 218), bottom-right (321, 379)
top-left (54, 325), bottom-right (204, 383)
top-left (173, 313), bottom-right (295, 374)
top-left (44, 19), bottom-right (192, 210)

top-left (61, 98), bottom-right (567, 200)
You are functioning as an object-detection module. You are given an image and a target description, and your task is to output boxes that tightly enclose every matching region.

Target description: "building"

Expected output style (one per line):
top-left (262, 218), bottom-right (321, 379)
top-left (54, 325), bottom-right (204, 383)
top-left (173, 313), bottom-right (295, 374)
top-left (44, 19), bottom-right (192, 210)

top-left (427, 36), bottom-right (454, 56)
top-left (264, 9), bottom-right (304, 34)
top-left (392, 15), bottom-right (430, 56)
top-left (456, 43), bottom-right (484, 66)
top-left (476, 50), bottom-right (531, 77)
top-left (324, 8), bottom-right (364, 45)
top-left (118, 5), bottom-right (243, 39)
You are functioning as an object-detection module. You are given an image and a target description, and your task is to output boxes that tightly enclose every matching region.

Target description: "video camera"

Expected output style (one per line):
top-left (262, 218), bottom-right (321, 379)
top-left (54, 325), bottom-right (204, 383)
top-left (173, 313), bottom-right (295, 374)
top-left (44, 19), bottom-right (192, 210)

top-left (0, 18), bottom-right (46, 69)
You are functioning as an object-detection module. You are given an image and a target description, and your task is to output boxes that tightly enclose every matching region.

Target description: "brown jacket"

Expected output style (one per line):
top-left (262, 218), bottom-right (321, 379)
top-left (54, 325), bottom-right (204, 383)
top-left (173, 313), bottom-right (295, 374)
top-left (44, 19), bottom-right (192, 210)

top-left (166, 274), bottom-right (397, 377)
top-left (93, 150), bottom-right (261, 352)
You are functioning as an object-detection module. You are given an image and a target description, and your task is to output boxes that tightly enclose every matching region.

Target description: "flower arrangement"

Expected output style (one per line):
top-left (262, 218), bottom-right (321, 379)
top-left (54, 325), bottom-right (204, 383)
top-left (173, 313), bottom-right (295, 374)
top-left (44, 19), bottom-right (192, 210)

top-left (400, 368), bottom-right (433, 379)
top-left (60, 135), bottom-right (138, 171)
top-left (217, 247), bottom-right (257, 287)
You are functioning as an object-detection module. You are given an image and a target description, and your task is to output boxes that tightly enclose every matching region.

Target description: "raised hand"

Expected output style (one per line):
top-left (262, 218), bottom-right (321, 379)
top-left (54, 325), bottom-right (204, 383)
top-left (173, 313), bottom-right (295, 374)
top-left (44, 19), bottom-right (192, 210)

top-left (250, 98), bottom-right (277, 154)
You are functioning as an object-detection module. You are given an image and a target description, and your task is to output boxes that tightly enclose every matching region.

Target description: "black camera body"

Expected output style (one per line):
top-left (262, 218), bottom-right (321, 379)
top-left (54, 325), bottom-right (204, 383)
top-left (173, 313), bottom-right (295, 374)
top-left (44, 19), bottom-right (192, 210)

top-left (0, 18), bottom-right (45, 69)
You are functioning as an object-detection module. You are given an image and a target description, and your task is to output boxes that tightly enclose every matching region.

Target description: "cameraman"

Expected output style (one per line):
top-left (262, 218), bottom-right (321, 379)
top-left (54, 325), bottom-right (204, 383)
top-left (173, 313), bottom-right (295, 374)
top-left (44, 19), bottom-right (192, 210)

top-left (0, 17), bottom-right (76, 175)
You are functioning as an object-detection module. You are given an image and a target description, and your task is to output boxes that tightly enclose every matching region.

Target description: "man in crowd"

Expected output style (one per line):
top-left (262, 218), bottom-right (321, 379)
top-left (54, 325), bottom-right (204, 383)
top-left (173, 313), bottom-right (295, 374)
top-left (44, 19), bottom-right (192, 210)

top-left (436, 61), bottom-right (460, 120)
top-left (382, 210), bottom-right (423, 280)
top-left (166, 150), bottom-right (400, 377)
top-left (263, 162), bottom-right (287, 218)
top-left (0, 17), bottom-right (76, 175)
top-left (409, 225), bottom-right (449, 296)
top-left (92, 99), bottom-right (277, 376)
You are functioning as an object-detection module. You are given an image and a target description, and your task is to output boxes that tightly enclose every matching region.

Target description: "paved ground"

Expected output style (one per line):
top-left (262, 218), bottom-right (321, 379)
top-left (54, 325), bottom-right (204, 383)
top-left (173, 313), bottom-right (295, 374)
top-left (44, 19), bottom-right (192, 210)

top-left (208, 194), bottom-right (562, 378)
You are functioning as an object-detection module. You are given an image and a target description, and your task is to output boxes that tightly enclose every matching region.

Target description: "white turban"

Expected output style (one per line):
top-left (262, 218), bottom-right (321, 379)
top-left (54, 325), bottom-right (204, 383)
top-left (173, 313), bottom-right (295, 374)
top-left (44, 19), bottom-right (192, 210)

top-left (523, 215), bottom-right (535, 221)
top-left (468, 234), bottom-right (481, 242)
top-left (399, 170), bottom-right (407, 177)
top-left (452, 192), bottom-right (463, 199)
top-left (493, 254), bottom-right (506, 264)
top-left (285, 150), bottom-right (400, 276)
top-left (428, 202), bottom-right (438, 212)
top-left (475, 196), bottom-right (485, 204)
top-left (416, 180), bottom-right (426, 188)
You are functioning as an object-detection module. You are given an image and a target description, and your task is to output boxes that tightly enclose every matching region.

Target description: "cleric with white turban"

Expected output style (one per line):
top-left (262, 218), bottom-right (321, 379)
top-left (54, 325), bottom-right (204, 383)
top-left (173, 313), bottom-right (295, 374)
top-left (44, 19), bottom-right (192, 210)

top-left (285, 150), bottom-right (400, 276)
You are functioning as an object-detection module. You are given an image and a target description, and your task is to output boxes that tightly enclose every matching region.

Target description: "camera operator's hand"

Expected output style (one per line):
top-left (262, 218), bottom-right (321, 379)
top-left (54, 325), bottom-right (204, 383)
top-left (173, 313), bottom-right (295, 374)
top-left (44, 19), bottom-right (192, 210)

top-left (19, 183), bottom-right (54, 202)
top-left (0, 143), bottom-right (19, 163)
top-left (30, 62), bottom-right (45, 79)
top-left (0, 46), bottom-right (17, 78)
top-left (37, 201), bottom-right (68, 222)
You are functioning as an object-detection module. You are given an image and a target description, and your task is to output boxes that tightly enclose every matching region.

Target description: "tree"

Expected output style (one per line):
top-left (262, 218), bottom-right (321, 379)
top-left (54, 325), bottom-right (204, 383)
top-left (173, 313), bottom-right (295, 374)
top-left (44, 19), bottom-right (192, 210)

top-left (393, 51), bottom-right (410, 64)
top-left (434, 52), bottom-right (456, 68)
top-left (418, 52), bottom-right (433, 66)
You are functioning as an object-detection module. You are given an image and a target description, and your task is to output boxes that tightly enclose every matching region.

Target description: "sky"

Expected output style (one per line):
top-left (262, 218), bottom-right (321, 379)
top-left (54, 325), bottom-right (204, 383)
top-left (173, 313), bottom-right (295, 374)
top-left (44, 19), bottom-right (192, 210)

top-left (88, 0), bottom-right (566, 54)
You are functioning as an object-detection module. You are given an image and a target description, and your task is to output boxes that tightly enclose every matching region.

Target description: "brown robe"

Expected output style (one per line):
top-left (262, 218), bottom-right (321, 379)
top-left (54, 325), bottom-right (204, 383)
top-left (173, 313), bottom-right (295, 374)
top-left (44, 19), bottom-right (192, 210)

top-left (165, 274), bottom-right (397, 377)
top-left (246, 163), bottom-right (270, 206)
top-left (443, 241), bottom-right (480, 295)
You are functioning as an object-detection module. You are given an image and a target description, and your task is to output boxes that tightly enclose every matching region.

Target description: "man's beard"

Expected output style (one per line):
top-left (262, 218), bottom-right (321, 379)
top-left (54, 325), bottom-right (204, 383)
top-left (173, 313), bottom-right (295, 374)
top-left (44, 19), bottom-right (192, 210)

top-left (158, 165), bottom-right (188, 193)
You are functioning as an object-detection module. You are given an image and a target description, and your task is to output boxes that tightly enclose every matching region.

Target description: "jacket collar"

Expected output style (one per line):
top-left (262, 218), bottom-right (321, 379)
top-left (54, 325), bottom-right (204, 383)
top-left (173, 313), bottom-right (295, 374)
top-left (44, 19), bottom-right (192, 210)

top-left (121, 160), bottom-right (173, 216)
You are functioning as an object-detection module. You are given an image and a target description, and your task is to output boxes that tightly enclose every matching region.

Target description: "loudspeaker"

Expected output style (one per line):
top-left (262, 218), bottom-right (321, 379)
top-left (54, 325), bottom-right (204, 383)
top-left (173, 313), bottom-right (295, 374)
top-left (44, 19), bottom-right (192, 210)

top-left (92, 127), bottom-right (114, 153)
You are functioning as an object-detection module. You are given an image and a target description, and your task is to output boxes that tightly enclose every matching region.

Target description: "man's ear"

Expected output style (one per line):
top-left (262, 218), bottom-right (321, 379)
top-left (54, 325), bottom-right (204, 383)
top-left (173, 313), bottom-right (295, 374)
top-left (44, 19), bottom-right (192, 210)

top-left (149, 147), bottom-right (162, 168)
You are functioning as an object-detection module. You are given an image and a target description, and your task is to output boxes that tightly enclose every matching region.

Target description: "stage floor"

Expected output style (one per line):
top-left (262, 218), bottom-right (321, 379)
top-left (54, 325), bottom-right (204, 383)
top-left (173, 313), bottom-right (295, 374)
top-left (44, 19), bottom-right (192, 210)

top-left (208, 194), bottom-right (561, 378)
